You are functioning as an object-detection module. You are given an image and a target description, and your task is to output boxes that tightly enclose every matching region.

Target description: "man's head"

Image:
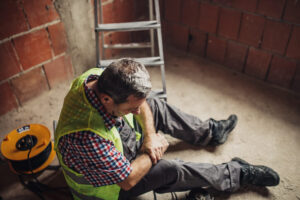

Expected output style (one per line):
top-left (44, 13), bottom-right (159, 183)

top-left (97, 58), bottom-right (152, 116)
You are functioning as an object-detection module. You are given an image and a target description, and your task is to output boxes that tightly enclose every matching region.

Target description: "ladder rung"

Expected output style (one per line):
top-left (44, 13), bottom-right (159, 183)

top-left (150, 90), bottom-right (167, 100)
top-left (96, 21), bottom-right (160, 32)
top-left (99, 57), bottom-right (164, 67)
top-left (103, 42), bottom-right (152, 49)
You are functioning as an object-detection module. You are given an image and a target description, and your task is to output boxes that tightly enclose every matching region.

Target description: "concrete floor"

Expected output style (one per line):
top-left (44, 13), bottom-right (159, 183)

top-left (0, 48), bottom-right (300, 200)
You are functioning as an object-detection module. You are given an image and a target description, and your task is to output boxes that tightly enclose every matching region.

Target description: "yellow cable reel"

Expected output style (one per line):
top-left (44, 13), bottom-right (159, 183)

top-left (1, 124), bottom-right (56, 174)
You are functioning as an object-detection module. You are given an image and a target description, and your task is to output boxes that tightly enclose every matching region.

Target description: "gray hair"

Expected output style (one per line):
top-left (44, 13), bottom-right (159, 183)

top-left (97, 58), bottom-right (152, 104)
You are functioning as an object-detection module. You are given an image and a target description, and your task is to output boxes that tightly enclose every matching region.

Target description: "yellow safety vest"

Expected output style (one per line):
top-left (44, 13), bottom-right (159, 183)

top-left (54, 68), bottom-right (141, 200)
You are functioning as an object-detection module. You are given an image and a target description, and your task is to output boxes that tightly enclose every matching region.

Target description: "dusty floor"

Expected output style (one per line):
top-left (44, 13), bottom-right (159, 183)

top-left (0, 48), bottom-right (300, 200)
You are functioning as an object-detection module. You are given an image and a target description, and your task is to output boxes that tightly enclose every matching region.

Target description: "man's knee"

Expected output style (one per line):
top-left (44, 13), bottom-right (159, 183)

top-left (152, 160), bottom-right (180, 184)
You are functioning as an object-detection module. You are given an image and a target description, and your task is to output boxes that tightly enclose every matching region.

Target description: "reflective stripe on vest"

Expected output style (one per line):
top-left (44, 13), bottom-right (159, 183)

top-left (63, 168), bottom-right (90, 185)
top-left (70, 187), bottom-right (104, 200)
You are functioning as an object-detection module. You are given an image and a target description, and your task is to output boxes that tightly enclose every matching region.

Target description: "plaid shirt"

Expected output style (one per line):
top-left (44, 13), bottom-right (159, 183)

top-left (58, 75), bottom-right (132, 187)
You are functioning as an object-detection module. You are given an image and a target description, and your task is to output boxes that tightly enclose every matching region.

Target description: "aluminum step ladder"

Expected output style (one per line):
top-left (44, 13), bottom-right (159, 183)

top-left (94, 0), bottom-right (167, 100)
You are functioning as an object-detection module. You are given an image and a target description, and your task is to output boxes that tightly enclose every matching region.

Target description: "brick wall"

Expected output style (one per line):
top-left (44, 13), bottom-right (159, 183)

top-left (0, 0), bottom-right (73, 115)
top-left (162, 0), bottom-right (300, 94)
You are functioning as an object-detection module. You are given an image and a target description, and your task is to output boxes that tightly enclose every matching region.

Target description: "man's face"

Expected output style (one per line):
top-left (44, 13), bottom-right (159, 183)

top-left (111, 95), bottom-right (146, 117)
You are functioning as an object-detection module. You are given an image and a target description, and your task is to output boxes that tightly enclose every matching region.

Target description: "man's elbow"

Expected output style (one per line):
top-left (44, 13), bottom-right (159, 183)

top-left (118, 179), bottom-right (136, 191)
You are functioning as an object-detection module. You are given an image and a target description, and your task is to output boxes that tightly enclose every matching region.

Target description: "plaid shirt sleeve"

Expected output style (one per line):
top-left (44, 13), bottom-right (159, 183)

top-left (58, 131), bottom-right (132, 187)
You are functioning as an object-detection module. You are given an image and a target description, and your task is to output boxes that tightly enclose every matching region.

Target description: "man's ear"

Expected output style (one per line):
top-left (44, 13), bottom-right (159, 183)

top-left (99, 93), bottom-right (113, 105)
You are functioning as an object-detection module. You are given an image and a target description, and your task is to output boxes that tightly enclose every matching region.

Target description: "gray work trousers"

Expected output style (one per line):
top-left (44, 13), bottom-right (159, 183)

top-left (118, 97), bottom-right (242, 199)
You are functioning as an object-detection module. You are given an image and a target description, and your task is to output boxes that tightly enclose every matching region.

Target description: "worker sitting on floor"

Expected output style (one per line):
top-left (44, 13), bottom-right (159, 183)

top-left (54, 58), bottom-right (280, 200)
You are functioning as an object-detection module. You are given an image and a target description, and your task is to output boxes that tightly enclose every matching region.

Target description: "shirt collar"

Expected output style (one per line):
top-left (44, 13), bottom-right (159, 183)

top-left (84, 75), bottom-right (121, 130)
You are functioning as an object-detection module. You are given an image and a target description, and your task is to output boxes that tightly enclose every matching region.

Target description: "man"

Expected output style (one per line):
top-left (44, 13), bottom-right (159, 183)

top-left (54, 58), bottom-right (280, 200)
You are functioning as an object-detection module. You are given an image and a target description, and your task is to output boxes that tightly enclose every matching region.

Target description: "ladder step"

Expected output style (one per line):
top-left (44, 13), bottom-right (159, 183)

top-left (96, 21), bottom-right (160, 32)
top-left (149, 90), bottom-right (167, 100)
top-left (103, 42), bottom-right (152, 49)
top-left (100, 57), bottom-right (164, 67)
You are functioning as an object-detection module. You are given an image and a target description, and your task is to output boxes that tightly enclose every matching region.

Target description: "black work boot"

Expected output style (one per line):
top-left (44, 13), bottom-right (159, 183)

top-left (232, 157), bottom-right (280, 187)
top-left (209, 114), bottom-right (238, 145)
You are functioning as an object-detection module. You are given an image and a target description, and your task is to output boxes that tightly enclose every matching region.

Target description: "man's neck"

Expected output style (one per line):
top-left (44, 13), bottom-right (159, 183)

top-left (86, 80), bottom-right (112, 115)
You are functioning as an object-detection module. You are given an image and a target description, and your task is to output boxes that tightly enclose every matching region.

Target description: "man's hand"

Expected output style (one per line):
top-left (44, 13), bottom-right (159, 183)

top-left (141, 133), bottom-right (169, 164)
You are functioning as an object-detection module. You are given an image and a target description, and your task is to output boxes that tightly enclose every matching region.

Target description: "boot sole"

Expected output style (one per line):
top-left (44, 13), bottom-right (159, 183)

top-left (232, 157), bottom-right (280, 186)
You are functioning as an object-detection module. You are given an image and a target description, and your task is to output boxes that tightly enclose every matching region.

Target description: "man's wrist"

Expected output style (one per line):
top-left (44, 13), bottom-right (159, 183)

top-left (143, 152), bottom-right (153, 165)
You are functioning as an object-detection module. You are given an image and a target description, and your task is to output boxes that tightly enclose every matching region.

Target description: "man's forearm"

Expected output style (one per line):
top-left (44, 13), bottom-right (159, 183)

top-left (117, 153), bottom-right (152, 191)
top-left (134, 101), bottom-right (156, 137)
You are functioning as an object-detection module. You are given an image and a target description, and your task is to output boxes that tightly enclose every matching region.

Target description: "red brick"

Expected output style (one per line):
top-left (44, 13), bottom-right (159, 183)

top-left (292, 66), bottom-right (300, 93)
top-left (218, 8), bottom-right (241, 40)
top-left (245, 48), bottom-right (271, 79)
top-left (284, 0), bottom-right (300, 24)
top-left (102, 2), bottom-right (114, 23)
top-left (159, 0), bottom-right (165, 21)
top-left (0, 0), bottom-right (28, 39)
top-left (44, 55), bottom-right (73, 88)
top-left (22, 0), bottom-right (59, 28)
top-left (181, 0), bottom-right (200, 27)
top-left (11, 67), bottom-right (49, 104)
top-left (99, 33), bottom-right (116, 59)
top-left (267, 56), bottom-right (297, 88)
top-left (286, 26), bottom-right (300, 60)
top-left (213, 0), bottom-right (233, 6)
top-left (239, 13), bottom-right (265, 47)
top-left (171, 23), bottom-right (189, 50)
top-left (113, 0), bottom-right (135, 22)
top-left (262, 20), bottom-right (291, 55)
top-left (207, 35), bottom-right (227, 64)
top-left (232, 0), bottom-right (258, 12)
top-left (225, 41), bottom-right (248, 71)
top-left (165, 0), bottom-right (181, 22)
top-left (48, 22), bottom-right (67, 55)
top-left (257, 0), bottom-right (285, 19)
top-left (135, 0), bottom-right (149, 20)
top-left (0, 82), bottom-right (18, 115)
top-left (198, 3), bottom-right (220, 34)
top-left (14, 29), bottom-right (52, 70)
top-left (0, 41), bottom-right (21, 81)
top-left (189, 29), bottom-right (207, 57)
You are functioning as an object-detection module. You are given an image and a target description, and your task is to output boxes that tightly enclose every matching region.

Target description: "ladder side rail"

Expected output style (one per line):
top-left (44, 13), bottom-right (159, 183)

top-left (94, 0), bottom-right (100, 67)
top-left (149, 0), bottom-right (155, 57)
top-left (99, 0), bottom-right (106, 64)
top-left (154, 0), bottom-right (167, 95)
